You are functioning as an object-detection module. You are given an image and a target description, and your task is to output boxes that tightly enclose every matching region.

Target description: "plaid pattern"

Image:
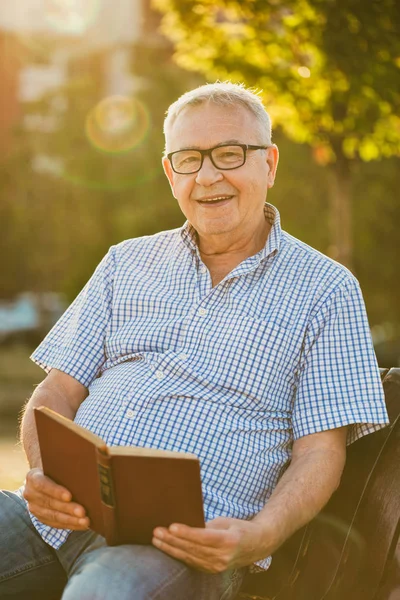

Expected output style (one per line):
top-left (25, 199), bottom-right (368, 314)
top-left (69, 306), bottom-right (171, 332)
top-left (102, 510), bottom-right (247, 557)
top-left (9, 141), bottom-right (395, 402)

top-left (28, 203), bottom-right (388, 570)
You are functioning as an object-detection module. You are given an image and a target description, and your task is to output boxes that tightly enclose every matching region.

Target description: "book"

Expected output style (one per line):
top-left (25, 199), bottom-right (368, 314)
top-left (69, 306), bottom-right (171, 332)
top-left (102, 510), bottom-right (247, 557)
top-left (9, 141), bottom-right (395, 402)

top-left (34, 406), bottom-right (205, 545)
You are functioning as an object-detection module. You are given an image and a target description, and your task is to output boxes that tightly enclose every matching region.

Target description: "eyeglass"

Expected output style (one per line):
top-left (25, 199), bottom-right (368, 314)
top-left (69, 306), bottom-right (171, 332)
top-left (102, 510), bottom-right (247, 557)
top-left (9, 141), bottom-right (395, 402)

top-left (167, 143), bottom-right (269, 174)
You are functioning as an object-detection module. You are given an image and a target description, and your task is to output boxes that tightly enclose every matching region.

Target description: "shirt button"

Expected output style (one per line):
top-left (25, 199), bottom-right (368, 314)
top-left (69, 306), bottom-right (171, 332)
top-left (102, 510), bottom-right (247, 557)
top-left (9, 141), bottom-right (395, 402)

top-left (180, 353), bottom-right (188, 360)
top-left (198, 307), bottom-right (206, 316)
top-left (199, 266), bottom-right (207, 274)
top-left (126, 409), bottom-right (135, 419)
top-left (156, 370), bottom-right (165, 380)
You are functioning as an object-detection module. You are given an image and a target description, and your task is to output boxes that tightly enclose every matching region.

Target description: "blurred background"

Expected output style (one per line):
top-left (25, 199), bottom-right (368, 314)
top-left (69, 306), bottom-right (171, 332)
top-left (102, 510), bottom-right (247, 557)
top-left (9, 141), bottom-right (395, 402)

top-left (0, 0), bottom-right (399, 489)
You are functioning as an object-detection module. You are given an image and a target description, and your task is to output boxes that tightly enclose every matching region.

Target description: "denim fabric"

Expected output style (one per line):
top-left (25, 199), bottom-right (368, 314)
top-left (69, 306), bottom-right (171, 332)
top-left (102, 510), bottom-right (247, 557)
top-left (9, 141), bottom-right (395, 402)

top-left (0, 490), bottom-right (66, 599)
top-left (0, 491), bottom-right (245, 600)
top-left (58, 530), bottom-right (245, 600)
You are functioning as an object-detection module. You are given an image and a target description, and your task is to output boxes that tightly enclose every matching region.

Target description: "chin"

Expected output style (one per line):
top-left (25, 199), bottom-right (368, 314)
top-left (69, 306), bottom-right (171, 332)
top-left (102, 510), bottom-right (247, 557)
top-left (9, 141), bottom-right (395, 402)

top-left (200, 218), bottom-right (238, 236)
top-left (202, 225), bottom-right (234, 236)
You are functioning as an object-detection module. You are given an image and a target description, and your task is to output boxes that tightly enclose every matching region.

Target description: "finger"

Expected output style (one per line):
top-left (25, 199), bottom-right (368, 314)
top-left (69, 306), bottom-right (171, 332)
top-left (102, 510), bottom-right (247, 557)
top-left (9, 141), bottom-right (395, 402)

top-left (165, 523), bottom-right (227, 547)
top-left (153, 529), bottom-right (216, 560)
top-left (152, 538), bottom-right (224, 573)
top-left (25, 471), bottom-right (72, 502)
top-left (36, 518), bottom-right (90, 531)
top-left (32, 518), bottom-right (89, 531)
top-left (28, 503), bottom-right (90, 530)
top-left (24, 471), bottom-right (86, 517)
top-left (27, 493), bottom-right (87, 518)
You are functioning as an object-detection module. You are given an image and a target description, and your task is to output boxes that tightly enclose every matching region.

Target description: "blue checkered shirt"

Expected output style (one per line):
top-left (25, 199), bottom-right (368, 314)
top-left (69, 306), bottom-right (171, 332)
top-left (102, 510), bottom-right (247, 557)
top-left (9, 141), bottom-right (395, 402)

top-left (27, 203), bottom-right (389, 570)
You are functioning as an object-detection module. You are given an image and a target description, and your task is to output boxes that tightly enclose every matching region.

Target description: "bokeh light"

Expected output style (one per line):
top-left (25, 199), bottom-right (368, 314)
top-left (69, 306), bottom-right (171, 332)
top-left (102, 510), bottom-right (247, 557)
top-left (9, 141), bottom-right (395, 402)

top-left (44, 0), bottom-right (102, 35)
top-left (85, 95), bottom-right (151, 154)
top-left (298, 66), bottom-right (311, 78)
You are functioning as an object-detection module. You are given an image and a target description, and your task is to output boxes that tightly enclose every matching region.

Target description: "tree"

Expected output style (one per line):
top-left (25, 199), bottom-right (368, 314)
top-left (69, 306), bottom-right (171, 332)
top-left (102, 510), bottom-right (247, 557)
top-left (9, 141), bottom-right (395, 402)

top-left (153, 0), bottom-right (400, 269)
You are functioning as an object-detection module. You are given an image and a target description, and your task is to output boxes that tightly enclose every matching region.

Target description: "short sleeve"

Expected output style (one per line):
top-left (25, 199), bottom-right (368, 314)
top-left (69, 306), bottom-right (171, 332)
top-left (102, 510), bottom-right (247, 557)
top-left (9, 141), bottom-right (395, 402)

top-left (293, 276), bottom-right (389, 444)
top-left (31, 246), bottom-right (116, 388)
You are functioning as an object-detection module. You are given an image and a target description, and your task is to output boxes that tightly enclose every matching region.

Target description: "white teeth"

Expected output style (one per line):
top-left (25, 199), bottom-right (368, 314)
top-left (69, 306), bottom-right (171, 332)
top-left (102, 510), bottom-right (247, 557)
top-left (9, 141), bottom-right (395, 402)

top-left (200, 196), bottom-right (231, 202)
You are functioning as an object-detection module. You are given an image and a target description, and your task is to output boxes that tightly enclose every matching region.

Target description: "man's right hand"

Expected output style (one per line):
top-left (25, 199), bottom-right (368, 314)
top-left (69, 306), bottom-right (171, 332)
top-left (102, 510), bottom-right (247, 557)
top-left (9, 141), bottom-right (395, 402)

top-left (23, 468), bottom-right (90, 530)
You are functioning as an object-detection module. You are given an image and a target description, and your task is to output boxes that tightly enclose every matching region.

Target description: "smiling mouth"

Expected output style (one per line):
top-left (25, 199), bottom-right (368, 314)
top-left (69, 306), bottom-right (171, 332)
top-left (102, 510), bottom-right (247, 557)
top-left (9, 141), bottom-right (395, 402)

top-left (195, 195), bottom-right (234, 205)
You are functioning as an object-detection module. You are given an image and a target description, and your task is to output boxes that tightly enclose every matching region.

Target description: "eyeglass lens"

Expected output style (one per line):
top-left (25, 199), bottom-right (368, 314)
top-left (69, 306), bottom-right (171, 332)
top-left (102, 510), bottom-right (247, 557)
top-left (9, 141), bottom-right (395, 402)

top-left (172, 145), bottom-right (245, 173)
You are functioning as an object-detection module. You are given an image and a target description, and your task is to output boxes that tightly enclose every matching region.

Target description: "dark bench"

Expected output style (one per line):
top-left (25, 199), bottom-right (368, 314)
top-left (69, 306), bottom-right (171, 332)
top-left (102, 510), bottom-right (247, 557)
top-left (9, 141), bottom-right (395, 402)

top-left (239, 367), bottom-right (400, 600)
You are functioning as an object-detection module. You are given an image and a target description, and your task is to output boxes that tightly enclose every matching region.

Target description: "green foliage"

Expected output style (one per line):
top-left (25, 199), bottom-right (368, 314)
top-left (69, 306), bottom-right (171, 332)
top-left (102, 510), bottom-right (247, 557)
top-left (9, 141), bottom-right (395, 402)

top-left (152, 0), bottom-right (400, 326)
top-left (154, 0), bottom-right (400, 162)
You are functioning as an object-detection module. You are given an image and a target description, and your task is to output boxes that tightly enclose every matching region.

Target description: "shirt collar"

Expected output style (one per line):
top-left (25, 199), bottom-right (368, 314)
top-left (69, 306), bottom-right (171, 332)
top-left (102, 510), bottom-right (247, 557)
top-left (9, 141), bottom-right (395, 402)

top-left (179, 220), bottom-right (199, 253)
top-left (260, 202), bottom-right (281, 261)
top-left (179, 202), bottom-right (282, 261)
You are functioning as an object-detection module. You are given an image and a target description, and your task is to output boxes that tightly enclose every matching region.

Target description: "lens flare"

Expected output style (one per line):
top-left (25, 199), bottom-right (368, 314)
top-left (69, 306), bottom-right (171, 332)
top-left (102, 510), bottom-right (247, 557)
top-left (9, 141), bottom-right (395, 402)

top-left (85, 96), bottom-right (150, 154)
top-left (44, 0), bottom-right (102, 35)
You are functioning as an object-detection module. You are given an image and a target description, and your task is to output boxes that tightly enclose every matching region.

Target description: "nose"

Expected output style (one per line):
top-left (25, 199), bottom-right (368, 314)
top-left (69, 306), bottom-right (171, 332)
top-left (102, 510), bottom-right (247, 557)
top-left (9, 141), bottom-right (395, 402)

top-left (195, 155), bottom-right (224, 186)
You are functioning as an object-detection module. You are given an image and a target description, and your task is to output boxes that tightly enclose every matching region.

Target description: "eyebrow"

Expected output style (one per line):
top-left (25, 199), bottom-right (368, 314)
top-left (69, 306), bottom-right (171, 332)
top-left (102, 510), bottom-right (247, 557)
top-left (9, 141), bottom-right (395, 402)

top-left (176, 139), bottom-right (243, 151)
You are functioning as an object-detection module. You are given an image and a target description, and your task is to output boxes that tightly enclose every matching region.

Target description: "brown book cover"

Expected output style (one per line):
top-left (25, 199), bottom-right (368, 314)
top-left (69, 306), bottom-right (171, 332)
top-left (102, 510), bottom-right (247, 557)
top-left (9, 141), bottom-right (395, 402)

top-left (34, 406), bottom-right (205, 545)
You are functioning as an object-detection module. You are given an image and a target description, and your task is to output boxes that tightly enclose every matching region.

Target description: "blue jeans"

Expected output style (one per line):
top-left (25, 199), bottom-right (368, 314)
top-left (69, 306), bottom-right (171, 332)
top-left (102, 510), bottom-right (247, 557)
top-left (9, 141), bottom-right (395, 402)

top-left (0, 491), bottom-right (245, 599)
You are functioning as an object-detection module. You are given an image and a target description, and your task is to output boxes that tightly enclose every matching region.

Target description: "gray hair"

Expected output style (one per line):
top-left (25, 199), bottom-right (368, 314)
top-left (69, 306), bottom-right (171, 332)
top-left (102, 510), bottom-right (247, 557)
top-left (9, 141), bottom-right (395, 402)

top-left (163, 81), bottom-right (272, 153)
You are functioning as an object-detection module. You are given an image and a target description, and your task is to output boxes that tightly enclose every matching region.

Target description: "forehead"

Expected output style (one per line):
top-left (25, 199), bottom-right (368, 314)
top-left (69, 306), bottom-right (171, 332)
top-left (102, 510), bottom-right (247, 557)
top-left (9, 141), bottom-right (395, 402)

top-left (166, 102), bottom-right (260, 151)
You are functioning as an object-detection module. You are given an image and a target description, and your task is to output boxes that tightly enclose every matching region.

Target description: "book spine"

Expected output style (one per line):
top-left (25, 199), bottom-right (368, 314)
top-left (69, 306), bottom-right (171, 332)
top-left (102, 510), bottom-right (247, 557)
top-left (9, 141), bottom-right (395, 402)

top-left (96, 447), bottom-right (118, 545)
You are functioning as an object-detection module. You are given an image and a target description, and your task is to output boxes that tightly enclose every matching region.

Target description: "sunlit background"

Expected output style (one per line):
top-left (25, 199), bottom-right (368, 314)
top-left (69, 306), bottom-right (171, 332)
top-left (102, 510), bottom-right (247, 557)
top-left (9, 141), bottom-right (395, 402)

top-left (0, 0), bottom-right (399, 488)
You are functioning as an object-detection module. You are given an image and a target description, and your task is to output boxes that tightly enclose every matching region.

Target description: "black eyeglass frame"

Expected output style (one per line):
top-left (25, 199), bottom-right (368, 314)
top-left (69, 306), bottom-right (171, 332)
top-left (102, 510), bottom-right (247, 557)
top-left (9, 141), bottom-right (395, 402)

top-left (167, 143), bottom-right (270, 174)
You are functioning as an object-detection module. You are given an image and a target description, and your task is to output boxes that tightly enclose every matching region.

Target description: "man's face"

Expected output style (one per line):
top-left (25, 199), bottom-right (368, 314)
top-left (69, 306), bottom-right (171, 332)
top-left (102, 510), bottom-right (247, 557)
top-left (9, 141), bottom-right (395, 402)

top-left (162, 102), bottom-right (279, 242)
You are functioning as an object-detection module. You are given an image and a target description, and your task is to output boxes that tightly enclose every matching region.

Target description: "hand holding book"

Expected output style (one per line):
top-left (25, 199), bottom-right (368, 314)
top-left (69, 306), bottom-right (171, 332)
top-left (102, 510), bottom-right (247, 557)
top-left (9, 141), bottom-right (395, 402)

top-left (23, 466), bottom-right (90, 530)
top-left (34, 407), bottom-right (205, 545)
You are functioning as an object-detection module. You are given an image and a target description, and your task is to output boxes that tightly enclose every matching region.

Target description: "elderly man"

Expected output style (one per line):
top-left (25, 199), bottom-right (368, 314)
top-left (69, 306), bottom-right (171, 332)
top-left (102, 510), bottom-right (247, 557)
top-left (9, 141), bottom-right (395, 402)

top-left (0, 82), bottom-right (389, 600)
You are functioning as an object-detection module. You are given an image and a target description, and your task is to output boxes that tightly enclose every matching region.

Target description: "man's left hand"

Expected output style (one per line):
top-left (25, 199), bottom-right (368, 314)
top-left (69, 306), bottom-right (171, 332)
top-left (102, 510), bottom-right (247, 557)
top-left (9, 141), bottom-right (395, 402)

top-left (152, 517), bottom-right (266, 573)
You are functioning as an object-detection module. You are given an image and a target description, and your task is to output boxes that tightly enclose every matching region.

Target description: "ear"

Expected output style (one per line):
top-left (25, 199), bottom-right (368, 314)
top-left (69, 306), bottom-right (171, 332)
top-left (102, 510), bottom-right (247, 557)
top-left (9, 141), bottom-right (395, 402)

top-left (266, 144), bottom-right (279, 188)
top-left (162, 156), bottom-right (177, 197)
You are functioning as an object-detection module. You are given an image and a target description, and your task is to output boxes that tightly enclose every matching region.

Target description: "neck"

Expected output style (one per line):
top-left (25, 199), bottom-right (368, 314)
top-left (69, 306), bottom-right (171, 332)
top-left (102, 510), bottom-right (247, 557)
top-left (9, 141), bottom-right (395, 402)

top-left (198, 218), bottom-right (271, 261)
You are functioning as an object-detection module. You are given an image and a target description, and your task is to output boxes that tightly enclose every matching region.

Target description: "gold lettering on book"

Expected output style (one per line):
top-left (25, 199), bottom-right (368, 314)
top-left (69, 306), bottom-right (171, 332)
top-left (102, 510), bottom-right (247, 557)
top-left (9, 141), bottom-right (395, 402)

top-left (98, 463), bottom-right (115, 507)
